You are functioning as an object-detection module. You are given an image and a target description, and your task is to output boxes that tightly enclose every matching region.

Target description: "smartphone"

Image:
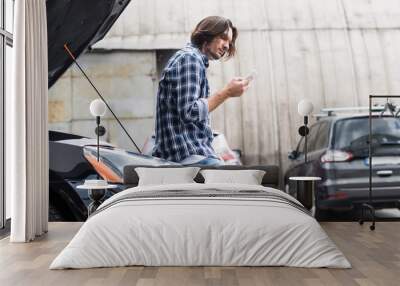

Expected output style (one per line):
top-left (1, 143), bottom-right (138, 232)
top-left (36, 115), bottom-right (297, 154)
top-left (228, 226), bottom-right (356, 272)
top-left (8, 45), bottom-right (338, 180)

top-left (245, 70), bottom-right (257, 82)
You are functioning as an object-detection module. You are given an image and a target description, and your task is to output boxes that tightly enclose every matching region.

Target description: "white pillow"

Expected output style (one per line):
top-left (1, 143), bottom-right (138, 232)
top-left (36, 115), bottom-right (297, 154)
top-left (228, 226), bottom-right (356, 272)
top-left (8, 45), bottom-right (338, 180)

top-left (200, 169), bottom-right (266, 185)
top-left (135, 167), bottom-right (200, 186)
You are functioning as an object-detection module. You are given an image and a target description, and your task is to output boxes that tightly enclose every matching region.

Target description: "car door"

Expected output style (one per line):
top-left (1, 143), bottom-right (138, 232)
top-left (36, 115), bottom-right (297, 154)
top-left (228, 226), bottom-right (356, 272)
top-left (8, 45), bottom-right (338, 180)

top-left (287, 123), bottom-right (321, 174)
top-left (285, 123), bottom-right (321, 194)
top-left (306, 121), bottom-right (331, 175)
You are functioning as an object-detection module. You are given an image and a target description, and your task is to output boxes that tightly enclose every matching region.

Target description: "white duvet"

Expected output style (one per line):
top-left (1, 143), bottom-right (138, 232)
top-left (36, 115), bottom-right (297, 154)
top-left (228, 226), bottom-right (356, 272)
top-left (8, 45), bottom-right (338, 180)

top-left (50, 183), bottom-right (351, 269)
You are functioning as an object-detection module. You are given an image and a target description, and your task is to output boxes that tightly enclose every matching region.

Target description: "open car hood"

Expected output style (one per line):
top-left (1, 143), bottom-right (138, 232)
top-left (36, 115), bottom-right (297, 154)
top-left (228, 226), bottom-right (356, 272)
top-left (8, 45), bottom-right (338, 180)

top-left (47, 0), bottom-right (131, 88)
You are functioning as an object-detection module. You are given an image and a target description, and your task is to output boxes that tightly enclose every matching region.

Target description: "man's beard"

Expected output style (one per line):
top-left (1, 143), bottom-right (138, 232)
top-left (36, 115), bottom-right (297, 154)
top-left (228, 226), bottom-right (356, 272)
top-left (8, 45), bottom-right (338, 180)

top-left (210, 52), bottom-right (221, 60)
top-left (206, 47), bottom-right (224, 60)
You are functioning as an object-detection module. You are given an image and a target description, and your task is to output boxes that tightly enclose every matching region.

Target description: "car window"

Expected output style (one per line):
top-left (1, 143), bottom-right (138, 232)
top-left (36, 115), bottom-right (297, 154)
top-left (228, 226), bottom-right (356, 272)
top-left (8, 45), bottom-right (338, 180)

top-left (314, 121), bottom-right (330, 150)
top-left (307, 124), bottom-right (320, 152)
top-left (333, 117), bottom-right (400, 149)
top-left (296, 123), bottom-right (320, 153)
top-left (297, 136), bottom-right (305, 153)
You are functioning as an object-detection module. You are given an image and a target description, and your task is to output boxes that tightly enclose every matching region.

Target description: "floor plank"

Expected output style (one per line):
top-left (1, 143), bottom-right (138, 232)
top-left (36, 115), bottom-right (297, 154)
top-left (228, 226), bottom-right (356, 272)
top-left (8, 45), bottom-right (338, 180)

top-left (0, 222), bottom-right (399, 286)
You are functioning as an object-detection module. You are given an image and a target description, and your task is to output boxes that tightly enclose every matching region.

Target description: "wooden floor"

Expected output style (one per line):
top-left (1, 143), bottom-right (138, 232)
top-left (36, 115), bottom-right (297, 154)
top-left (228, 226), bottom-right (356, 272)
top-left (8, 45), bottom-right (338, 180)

top-left (0, 222), bottom-right (399, 286)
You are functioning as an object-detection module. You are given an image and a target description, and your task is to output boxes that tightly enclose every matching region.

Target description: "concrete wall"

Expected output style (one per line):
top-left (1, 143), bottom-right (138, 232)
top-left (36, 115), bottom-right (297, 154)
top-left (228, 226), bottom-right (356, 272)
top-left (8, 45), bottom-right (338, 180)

top-left (49, 0), bottom-right (400, 169)
top-left (49, 51), bottom-right (157, 151)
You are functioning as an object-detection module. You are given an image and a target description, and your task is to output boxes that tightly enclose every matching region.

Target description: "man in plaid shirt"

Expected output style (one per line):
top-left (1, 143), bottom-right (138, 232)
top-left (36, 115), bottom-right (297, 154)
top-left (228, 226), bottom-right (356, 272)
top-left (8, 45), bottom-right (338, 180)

top-left (153, 16), bottom-right (249, 165)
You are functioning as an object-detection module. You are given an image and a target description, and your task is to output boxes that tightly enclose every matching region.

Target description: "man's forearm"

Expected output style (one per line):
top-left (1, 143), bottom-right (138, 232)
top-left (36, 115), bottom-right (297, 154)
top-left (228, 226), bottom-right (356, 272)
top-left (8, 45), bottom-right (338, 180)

top-left (207, 78), bottom-right (249, 112)
top-left (207, 89), bottom-right (229, 112)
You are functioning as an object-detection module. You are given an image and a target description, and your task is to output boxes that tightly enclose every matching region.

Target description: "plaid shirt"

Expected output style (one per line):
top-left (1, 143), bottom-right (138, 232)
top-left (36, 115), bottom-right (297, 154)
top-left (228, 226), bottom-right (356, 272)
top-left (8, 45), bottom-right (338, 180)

top-left (153, 44), bottom-right (217, 162)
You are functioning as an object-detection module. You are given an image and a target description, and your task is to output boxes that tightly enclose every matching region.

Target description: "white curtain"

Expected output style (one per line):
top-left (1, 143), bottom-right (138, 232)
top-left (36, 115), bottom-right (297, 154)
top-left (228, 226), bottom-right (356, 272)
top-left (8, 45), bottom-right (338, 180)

top-left (7, 0), bottom-right (49, 242)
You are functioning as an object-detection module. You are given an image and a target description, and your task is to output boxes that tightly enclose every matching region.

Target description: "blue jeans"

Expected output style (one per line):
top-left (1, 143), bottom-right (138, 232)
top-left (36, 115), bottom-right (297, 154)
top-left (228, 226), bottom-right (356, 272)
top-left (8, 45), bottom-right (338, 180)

top-left (185, 157), bottom-right (224, 166)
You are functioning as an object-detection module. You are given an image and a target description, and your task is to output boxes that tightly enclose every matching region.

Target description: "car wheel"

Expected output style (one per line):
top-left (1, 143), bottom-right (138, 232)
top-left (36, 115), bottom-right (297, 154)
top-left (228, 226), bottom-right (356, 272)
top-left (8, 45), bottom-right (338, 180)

top-left (314, 207), bottom-right (331, 221)
top-left (284, 181), bottom-right (297, 198)
top-left (49, 201), bottom-right (66, 222)
top-left (284, 183), bottom-right (290, 194)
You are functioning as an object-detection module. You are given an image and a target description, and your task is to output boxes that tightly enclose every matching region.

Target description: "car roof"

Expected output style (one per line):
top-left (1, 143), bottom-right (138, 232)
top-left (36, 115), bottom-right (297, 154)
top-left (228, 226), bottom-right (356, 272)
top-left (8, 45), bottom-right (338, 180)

top-left (315, 113), bottom-right (398, 124)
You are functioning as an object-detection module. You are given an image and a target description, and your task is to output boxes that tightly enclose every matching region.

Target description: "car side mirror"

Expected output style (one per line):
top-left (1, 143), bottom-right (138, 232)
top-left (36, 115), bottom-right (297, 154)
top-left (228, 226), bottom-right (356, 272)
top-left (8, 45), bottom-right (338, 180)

top-left (288, 150), bottom-right (298, 160)
top-left (232, 149), bottom-right (242, 158)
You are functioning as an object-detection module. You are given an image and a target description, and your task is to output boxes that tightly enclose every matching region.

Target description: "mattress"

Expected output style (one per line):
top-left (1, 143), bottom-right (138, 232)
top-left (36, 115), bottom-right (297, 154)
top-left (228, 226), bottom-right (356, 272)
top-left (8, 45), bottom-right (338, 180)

top-left (50, 183), bottom-right (351, 269)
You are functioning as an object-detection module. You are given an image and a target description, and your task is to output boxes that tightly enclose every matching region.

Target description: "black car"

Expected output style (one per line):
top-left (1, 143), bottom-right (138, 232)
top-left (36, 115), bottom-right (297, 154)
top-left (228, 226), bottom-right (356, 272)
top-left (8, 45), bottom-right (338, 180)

top-left (284, 113), bottom-right (400, 219)
top-left (49, 131), bottom-right (178, 221)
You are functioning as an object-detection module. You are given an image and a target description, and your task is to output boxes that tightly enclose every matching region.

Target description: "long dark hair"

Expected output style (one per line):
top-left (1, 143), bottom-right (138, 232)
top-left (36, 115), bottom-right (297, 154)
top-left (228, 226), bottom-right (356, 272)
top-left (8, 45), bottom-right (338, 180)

top-left (190, 16), bottom-right (238, 59)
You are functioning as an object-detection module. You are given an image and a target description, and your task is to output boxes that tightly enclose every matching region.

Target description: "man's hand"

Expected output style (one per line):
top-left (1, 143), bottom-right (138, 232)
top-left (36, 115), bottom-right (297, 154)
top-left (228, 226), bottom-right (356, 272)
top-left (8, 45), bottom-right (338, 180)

top-left (207, 77), bottom-right (250, 112)
top-left (222, 77), bottom-right (250, 98)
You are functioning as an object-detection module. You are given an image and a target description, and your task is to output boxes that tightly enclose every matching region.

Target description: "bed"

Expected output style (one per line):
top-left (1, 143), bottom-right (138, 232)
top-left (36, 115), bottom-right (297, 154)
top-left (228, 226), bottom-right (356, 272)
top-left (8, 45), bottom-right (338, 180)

top-left (50, 173), bottom-right (351, 269)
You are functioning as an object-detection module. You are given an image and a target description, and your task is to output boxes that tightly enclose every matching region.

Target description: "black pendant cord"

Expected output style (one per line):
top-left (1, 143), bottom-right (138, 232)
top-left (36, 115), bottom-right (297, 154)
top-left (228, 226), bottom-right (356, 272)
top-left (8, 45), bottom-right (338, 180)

top-left (369, 98), bottom-right (372, 207)
top-left (97, 116), bottom-right (100, 180)
top-left (96, 116), bottom-right (100, 163)
top-left (359, 96), bottom-right (376, 231)
top-left (63, 44), bottom-right (142, 154)
top-left (304, 116), bottom-right (308, 164)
